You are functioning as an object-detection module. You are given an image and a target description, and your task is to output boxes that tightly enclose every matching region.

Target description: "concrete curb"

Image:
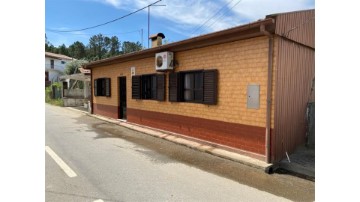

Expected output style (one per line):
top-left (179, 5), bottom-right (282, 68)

top-left (67, 107), bottom-right (273, 172)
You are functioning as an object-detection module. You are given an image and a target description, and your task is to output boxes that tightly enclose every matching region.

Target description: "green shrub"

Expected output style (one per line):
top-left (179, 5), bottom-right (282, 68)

top-left (45, 82), bottom-right (63, 106)
top-left (48, 98), bottom-right (64, 106)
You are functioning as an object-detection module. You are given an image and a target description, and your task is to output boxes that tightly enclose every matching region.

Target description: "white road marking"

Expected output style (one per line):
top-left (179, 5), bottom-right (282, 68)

top-left (93, 200), bottom-right (104, 202)
top-left (45, 146), bottom-right (77, 178)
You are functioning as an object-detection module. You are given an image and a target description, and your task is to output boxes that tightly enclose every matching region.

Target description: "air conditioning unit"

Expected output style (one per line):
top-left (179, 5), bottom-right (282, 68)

top-left (155, 51), bottom-right (174, 71)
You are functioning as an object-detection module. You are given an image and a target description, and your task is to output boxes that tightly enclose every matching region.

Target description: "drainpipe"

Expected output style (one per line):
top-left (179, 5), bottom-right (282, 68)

top-left (90, 67), bottom-right (93, 114)
top-left (260, 24), bottom-right (274, 164)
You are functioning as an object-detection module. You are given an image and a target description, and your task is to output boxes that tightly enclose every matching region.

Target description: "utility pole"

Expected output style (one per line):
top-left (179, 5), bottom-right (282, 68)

top-left (147, 2), bottom-right (166, 48)
top-left (140, 28), bottom-right (143, 49)
top-left (148, 6), bottom-right (150, 48)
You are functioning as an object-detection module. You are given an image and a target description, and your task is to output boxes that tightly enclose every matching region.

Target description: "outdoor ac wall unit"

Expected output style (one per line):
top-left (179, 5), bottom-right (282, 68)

top-left (155, 51), bottom-right (174, 71)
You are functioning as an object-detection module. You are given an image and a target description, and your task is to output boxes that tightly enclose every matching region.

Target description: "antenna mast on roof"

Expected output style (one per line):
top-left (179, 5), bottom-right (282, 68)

top-left (147, 0), bottom-right (166, 48)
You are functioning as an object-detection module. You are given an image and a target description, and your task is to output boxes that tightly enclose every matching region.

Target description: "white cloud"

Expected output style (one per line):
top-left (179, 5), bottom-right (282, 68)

top-left (104, 0), bottom-right (236, 36)
top-left (94, 0), bottom-right (314, 36)
top-left (229, 0), bottom-right (315, 21)
top-left (104, 0), bottom-right (121, 8)
top-left (90, 0), bottom-right (131, 9)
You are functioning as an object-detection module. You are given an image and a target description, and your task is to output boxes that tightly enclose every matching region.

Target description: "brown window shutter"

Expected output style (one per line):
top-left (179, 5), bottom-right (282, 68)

top-left (132, 76), bottom-right (141, 99)
top-left (169, 72), bottom-right (180, 102)
top-left (105, 78), bottom-right (111, 97)
top-left (156, 74), bottom-right (165, 101)
top-left (203, 69), bottom-right (218, 105)
top-left (101, 79), bottom-right (106, 95)
top-left (94, 79), bottom-right (98, 96)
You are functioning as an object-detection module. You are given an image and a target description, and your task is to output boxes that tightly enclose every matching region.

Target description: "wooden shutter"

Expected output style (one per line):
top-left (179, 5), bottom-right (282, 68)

top-left (105, 78), bottom-right (111, 97)
top-left (94, 79), bottom-right (98, 96)
top-left (132, 76), bottom-right (141, 99)
top-left (156, 74), bottom-right (165, 101)
top-left (203, 69), bottom-right (218, 105)
top-left (169, 72), bottom-right (180, 102)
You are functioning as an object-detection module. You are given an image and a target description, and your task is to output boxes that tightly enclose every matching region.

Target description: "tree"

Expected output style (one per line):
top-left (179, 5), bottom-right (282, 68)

top-left (45, 34), bottom-right (57, 53)
top-left (45, 41), bottom-right (58, 53)
top-left (58, 44), bottom-right (69, 56)
top-left (107, 36), bottom-right (121, 57)
top-left (121, 41), bottom-right (142, 54)
top-left (69, 41), bottom-right (86, 59)
top-left (64, 59), bottom-right (88, 75)
top-left (88, 34), bottom-right (108, 61)
top-left (45, 33), bottom-right (141, 60)
top-left (64, 59), bottom-right (88, 89)
top-left (45, 34), bottom-right (50, 51)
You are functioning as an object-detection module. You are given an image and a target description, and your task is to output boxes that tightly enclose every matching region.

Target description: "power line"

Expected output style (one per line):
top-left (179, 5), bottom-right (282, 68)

top-left (206, 0), bottom-right (243, 30)
top-left (46, 29), bottom-right (142, 36)
top-left (191, 0), bottom-right (236, 36)
top-left (46, 0), bottom-right (162, 33)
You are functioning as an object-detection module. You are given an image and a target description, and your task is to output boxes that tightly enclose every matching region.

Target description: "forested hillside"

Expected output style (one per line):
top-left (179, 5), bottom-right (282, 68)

top-left (45, 34), bottom-right (143, 61)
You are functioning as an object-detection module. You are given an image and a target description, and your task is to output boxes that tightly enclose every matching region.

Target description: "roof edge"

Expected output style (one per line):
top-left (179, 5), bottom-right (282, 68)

top-left (45, 52), bottom-right (74, 60)
top-left (266, 8), bottom-right (315, 18)
top-left (85, 18), bottom-right (275, 69)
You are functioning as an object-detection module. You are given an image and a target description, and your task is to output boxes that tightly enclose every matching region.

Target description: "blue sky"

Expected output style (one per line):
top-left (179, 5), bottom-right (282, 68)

top-left (45, 0), bottom-right (315, 48)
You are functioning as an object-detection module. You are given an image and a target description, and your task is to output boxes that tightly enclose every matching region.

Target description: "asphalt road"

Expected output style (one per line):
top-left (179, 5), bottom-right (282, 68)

top-left (45, 104), bottom-right (315, 202)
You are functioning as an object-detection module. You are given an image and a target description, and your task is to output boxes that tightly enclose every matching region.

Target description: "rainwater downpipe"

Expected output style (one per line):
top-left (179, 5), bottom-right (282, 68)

top-left (260, 24), bottom-right (273, 164)
top-left (90, 67), bottom-right (93, 114)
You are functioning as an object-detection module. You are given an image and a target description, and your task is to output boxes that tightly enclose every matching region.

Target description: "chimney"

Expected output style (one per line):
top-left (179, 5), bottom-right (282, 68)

top-left (149, 33), bottom-right (165, 48)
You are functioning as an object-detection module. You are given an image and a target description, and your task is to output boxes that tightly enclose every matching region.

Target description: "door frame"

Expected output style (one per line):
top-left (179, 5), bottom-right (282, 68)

top-left (118, 76), bottom-right (127, 120)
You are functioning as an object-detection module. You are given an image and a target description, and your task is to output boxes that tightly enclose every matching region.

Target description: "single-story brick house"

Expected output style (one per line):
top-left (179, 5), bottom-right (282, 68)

top-left (85, 9), bottom-right (315, 163)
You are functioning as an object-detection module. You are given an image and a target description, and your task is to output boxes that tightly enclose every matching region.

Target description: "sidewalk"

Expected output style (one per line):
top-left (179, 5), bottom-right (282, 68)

top-left (67, 106), bottom-right (314, 180)
top-left (276, 146), bottom-right (315, 181)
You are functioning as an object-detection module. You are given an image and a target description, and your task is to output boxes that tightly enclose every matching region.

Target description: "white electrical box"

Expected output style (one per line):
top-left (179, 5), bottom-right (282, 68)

top-left (247, 84), bottom-right (260, 109)
top-left (155, 51), bottom-right (174, 71)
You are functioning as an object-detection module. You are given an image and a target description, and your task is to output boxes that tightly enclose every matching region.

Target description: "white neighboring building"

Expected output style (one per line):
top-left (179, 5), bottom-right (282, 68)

top-left (45, 52), bottom-right (74, 86)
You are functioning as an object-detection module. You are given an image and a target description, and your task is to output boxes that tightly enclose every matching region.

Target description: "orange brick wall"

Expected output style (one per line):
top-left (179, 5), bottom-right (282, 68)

top-left (92, 36), bottom-right (275, 128)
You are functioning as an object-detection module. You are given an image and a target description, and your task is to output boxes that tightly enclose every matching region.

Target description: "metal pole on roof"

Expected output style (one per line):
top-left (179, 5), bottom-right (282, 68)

top-left (141, 28), bottom-right (143, 49)
top-left (147, 3), bottom-right (166, 49)
top-left (148, 6), bottom-right (150, 48)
